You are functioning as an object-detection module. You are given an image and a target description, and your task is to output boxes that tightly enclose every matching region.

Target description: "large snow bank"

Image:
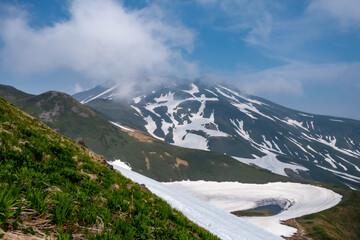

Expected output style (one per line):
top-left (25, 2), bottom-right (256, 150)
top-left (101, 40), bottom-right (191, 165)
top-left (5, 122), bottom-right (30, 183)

top-left (111, 161), bottom-right (281, 240)
top-left (165, 181), bottom-right (342, 237)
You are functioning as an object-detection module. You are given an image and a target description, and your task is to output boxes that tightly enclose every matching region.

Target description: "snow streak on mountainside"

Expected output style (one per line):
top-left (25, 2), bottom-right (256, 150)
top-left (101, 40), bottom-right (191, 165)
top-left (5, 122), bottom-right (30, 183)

top-left (74, 85), bottom-right (118, 104)
top-left (74, 81), bottom-right (360, 189)
top-left (111, 161), bottom-right (282, 240)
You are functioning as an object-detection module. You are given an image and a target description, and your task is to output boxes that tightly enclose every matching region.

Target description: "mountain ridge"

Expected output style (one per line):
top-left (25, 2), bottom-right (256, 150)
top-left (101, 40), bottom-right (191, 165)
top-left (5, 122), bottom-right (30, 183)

top-left (73, 81), bottom-right (360, 189)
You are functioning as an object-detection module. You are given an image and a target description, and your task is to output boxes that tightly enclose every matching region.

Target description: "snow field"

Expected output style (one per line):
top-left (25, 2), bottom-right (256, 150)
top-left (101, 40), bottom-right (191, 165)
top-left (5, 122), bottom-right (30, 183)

top-left (143, 85), bottom-right (228, 151)
top-left (111, 162), bottom-right (282, 240)
top-left (165, 181), bottom-right (342, 237)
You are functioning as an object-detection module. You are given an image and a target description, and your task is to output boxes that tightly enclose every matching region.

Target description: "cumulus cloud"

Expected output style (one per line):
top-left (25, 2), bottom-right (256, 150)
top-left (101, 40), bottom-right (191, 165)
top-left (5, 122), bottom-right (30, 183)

top-left (0, 0), bottom-right (197, 94)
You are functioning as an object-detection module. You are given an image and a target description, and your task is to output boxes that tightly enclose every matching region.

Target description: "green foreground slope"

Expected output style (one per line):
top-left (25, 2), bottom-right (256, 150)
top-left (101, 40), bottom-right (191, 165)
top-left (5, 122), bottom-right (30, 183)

top-left (0, 98), bottom-right (217, 239)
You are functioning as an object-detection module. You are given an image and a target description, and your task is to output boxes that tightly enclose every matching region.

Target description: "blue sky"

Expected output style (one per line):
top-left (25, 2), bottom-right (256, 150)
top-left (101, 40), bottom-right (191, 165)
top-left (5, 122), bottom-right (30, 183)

top-left (0, 0), bottom-right (359, 119)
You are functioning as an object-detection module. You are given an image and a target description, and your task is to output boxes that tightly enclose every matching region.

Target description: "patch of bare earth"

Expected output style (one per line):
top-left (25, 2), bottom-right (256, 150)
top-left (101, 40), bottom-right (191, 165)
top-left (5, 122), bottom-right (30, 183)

top-left (127, 130), bottom-right (154, 143)
top-left (174, 158), bottom-right (188, 169)
top-left (81, 169), bottom-right (97, 181)
top-left (145, 157), bottom-right (150, 170)
top-left (0, 229), bottom-right (48, 240)
top-left (0, 212), bottom-right (56, 240)
top-left (282, 218), bottom-right (311, 240)
top-left (85, 149), bottom-right (107, 165)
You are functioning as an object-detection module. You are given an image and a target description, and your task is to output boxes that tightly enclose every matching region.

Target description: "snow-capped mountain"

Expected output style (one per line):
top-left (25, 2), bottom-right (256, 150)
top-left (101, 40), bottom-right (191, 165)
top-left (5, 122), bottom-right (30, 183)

top-left (74, 81), bottom-right (360, 189)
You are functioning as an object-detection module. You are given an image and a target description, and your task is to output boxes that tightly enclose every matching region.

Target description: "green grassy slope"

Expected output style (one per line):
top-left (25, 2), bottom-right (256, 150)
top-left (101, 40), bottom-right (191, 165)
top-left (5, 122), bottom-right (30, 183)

top-left (297, 184), bottom-right (360, 240)
top-left (0, 85), bottom-right (289, 183)
top-left (0, 97), bottom-right (218, 239)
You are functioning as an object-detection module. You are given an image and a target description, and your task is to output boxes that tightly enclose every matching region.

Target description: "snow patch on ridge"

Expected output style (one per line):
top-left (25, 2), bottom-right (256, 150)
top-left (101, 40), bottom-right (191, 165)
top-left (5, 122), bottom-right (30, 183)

top-left (110, 121), bottom-right (134, 132)
top-left (144, 115), bottom-right (162, 140)
top-left (233, 152), bottom-right (308, 176)
top-left (183, 83), bottom-right (200, 96)
top-left (301, 132), bottom-right (360, 158)
top-left (330, 119), bottom-right (344, 122)
top-left (133, 96), bottom-right (142, 104)
top-left (217, 85), bottom-right (266, 106)
top-left (317, 165), bottom-right (360, 183)
top-left (274, 116), bottom-right (309, 132)
top-left (141, 86), bottom-right (228, 150)
top-left (205, 89), bottom-right (218, 97)
top-left (230, 119), bottom-right (250, 141)
top-left (298, 113), bottom-right (313, 118)
top-left (80, 85), bottom-right (118, 104)
top-left (336, 155), bottom-right (360, 172)
top-left (215, 87), bottom-right (274, 121)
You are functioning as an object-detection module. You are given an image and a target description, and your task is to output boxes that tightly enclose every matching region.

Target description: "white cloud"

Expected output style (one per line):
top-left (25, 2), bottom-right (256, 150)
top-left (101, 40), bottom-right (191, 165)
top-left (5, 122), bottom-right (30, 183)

top-left (194, 0), bottom-right (360, 54)
top-left (307, 0), bottom-right (360, 29)
top-left (0, 0), bottom-right (197, 94)
top-left (73, 83), bottom-right (84, 93)
top-left (236, 61), bottom-right (360, 96)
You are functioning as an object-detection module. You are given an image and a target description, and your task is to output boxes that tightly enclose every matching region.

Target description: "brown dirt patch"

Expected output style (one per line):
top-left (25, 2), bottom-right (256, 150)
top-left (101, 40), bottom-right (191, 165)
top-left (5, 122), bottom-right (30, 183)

top-left (87, 150), bottom-right (107, 165)
top-left (174, 158), bottom-right (188, 168)
top-left (18, 139), bottom-right (27, 145)
top-left (0, 229), bottom-right (48, 240)
top-left (46, 186), bottom-right (61, 193)
top-left (0, 212), bottom-right (56, 240)
top-left (12, 146), bottom-right (22, 152)
top-left (127, 131), bottom-right (153, 143)
top-left (81, 169), bottom-right (97, 181)
top-left (111, 183), bottom-right (120, 190)
top-left (282, 218), bottom-right (311, 240)
top-left (145, 157), bottom-right (150, 170)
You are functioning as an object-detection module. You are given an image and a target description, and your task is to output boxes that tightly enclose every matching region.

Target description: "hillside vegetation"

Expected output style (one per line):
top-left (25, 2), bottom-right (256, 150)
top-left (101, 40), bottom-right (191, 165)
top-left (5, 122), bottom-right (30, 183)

top-left (0, 98), bottom-right (218, 239)
top-left (297, 184), bottom-right (360, 240)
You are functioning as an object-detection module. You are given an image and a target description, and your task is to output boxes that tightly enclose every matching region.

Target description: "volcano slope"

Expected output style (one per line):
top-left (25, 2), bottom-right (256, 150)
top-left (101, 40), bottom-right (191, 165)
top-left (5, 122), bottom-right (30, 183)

top-left (75, 81), bottom-right (360, 189)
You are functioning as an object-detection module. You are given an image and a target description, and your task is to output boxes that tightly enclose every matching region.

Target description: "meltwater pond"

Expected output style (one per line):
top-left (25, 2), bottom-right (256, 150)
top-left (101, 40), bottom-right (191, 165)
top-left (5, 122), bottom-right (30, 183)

top-left (251, 204), bottom-right (283, 215)
top-left (232, 204), bottom-right (284, 217)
